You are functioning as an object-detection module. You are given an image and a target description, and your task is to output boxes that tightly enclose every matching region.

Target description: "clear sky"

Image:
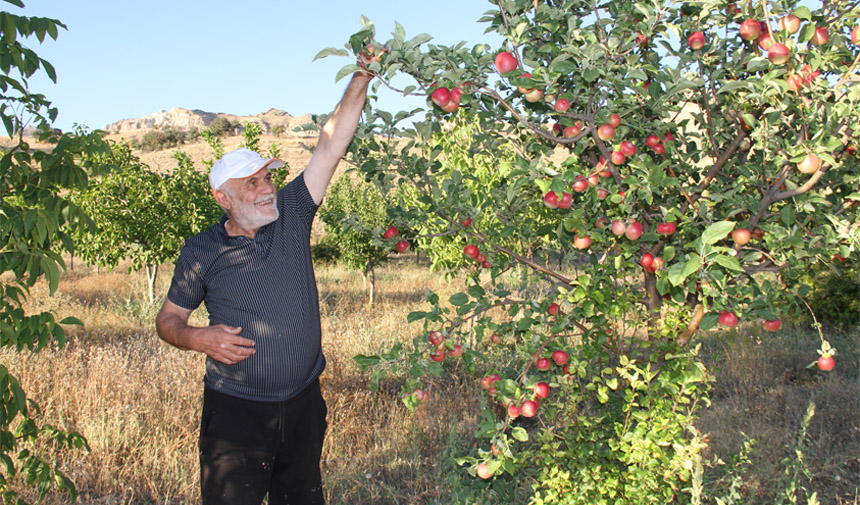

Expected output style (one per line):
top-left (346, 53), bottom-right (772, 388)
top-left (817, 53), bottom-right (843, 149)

top-left (18, 1), bottom-right (504, 132)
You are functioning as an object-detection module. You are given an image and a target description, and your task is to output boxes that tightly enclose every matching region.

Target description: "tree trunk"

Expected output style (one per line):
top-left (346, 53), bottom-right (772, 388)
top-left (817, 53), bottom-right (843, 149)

top-left (366, 263), bottom-right (376, 309)
top-left (644, 271), bottom-right (662, 332)
top-left (145, 264), bottom-right (158, 304)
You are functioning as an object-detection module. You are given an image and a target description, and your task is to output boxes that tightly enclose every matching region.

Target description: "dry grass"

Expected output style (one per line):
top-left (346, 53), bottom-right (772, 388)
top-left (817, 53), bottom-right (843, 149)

top-left (0, 255), bottom-right (857, 504)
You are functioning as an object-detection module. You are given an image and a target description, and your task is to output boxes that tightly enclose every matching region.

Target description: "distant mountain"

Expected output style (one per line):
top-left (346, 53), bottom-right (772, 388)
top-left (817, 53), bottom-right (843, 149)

top-left (102, 107), bottom-right (316, 136)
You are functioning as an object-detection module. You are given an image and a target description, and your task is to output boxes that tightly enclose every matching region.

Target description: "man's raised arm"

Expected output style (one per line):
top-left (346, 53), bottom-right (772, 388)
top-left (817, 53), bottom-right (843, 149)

top-left (303, 71), bottom-right (373, 205)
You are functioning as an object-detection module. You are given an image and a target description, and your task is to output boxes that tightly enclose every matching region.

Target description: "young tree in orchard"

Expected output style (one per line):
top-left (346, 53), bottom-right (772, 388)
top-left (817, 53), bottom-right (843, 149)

top-left (0, 2), bottom-right (113, 501)
top-left (319, 0), bottom-right (859, 501)
top-left (318, 175), bottom-right (400, 308)
top-left (70, 145), bottom-right (222, 303)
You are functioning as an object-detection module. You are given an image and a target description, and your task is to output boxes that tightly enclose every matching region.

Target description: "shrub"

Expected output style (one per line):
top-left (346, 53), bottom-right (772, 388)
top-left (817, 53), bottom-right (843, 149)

top-left (311, 235), bottom-right (341, 264)
top-left (207, 117), bottom-right (233, 137)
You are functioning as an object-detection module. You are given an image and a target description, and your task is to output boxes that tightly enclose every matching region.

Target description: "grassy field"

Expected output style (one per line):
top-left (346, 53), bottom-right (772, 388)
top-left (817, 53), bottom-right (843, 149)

top-left (2, 254), bottom-right (858, 504)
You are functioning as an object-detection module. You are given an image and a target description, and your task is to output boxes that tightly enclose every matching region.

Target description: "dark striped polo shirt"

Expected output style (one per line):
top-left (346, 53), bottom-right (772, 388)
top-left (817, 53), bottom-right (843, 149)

top-left (166, 172), bottom-right (324, 402)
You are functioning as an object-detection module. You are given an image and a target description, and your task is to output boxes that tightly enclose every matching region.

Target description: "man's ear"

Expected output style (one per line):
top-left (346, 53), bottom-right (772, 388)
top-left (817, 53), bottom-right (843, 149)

top-left (212, 187), bottom-right (232, 211)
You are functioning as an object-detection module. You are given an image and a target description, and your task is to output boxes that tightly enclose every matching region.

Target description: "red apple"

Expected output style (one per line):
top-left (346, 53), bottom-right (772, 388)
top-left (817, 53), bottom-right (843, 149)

top-left (611, 150), bottom-right (626, 165)
top-left (520, 400), bottom-right (538, 417)
top-left (536, 357), bottom-right (552, 371)
top-left (430, 348), bottom-right (446, 362)
top-left (430, 87), bottom-right (451, 107)
top-left (608, 113), bottom-right (621, 128)
top-left (762, 319), bottom-right (782, 332)
top-left (573, 233), bottom-right (592, 250)
top-left (688, 31), bottom-right (706, 50)
top-left (462, 217), bottom-right (472, 227)
top-left (625, 221), bottom-right (643, 240)
top-left (786, 74), bottom-right (804, 92)
top-left (646, 134), bottom-right (661, 148)
top-left (563, 125), bottom-right (581, 138)
top-left (395, 240), bottom-right (410, 253)
top-left (797, 153), bottom-right (821, 174)
top-left (384, 225), bottom-right (398, 239)
top-left (641, 253), bottom-right (654, 270)
top-left (597, 123), bottom-right (616, 141)
top-left (739, 19), bottom-right (762, 41)
top-left (732, 228), bottom-right (751, 246)
top-left (413, 388), bottom-right (428, 402)
top-left (544, 190), bottom-right (560, 208)
top-left (551, 350), bottom-right (569, 366)
top-left (653, 143), bottom-right (666, 155)
top-left (779, 14), bottom-right (800, 34)
top-left (572, 177), bottom-right (588, 193)
top-left (476, 462), bottom-right (494, 479)
top-left (507, 404), bottom-right (520, 418)
top-left (596, 216), bottom-right (610, 227)
top-left (464, 244), bottom-right (480, 259)
top-left (554, 98), bottom-right (570, 112)
top-left (429, 331), bottom-right (444, 346)
top-left (441, 100), bottom-right (459, 113)
top-left (547, 303), bottom-right (559, 316)
top-left (611, 220), bottom-right (627, 237)
top-left (620, 141), bottom-right (636, 157)
top-left (718, 311), bottom-right (739, 327)
top-left (852, 26), bottom-right (860, 45)
top-left (758, 32), bottom-right (775, 51)
top-left (651, 256), bottom-right (664, 271)
top-left (517, 73), bottom-right (534, 93)
top-left (596, 188), bottom-right (609, 200)
top-left (817, 355), bottom-right (835, 371)
top-left (490, 333), bottom-right (502, 344)
top-left (524, 88), bottom-right (544, 103)
top-left (751, 228), bottom-right (764, 241)
top-left (448, 344), bottom-right (463, 358)
top-left (482, 260), bottom-right (491, 269)
top-left (587, 174), bottom-right (599, 187)
top-left (656, 222), bottom-right (676, 236)
top-left (534, 382), bottom-right (550, 399)
top-left (768, 43), bottom-right (790, 65)
top-left (558, 191), bottom-right (573, 209)
top-left (810, 27), bottom-right (829, 46)
top-left (495, 51), bottom-right (518, 74)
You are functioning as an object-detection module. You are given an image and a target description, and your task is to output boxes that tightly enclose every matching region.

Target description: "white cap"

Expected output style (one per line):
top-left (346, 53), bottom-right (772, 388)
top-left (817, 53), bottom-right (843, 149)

top-left (209, 148), bottom-right (285, 190)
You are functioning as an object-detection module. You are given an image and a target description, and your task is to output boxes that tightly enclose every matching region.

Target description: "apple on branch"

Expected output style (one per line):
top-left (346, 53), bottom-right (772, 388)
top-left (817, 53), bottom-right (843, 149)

top-left (688, 31), bottom-right (706, 50)
top-left (383, 226), bottom-right (398, 239)
top-left (494, 51), bottom-right (518, 74)
top-left (739, 19), bottom-right (762, 41)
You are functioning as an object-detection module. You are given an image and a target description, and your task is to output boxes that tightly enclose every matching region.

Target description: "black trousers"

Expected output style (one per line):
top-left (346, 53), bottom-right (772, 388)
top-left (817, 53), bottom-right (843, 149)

top-left (199, 380), bottom-right (328, 505)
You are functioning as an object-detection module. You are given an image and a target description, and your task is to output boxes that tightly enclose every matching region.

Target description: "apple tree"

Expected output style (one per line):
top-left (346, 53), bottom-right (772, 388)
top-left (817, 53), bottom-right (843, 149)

top-left (321, 0), bottom-right (859, 501)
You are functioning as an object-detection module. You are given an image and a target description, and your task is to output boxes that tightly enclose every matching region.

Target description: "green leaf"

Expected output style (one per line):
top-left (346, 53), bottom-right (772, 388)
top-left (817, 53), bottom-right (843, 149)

top-left (353, 354), bottom-right (381, 369)
top-left (511, 426), bottom-right (529, 442)
top-left (702, 221), bottom-right (735, 245)
top-left (449, 293), bottom-right (469, 306)
top-left (335, 64), bottom-right (361, 83)
top-left (712, 254), bottom-right (743, 272)
top-left (700, 313), bottom-right (720, 331)
top-left (407, 311), bottom-right (426, 323)
top-left (313, 47), bottom-right (349, 61)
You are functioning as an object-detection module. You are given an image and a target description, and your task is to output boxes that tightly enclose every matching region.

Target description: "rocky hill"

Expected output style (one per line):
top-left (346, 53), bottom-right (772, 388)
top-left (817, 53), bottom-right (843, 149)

top-left (103, 107), bottom-right (316, 136)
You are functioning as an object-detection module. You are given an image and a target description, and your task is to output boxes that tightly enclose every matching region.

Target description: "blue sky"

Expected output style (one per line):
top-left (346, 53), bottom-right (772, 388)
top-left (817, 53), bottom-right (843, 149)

top-left (18, 1), bottom-right (504, 132)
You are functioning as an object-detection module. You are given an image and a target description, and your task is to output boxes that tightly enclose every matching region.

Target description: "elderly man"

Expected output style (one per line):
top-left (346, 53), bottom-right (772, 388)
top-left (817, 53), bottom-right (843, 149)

top-left (155, 67), bottom-right (372, 505)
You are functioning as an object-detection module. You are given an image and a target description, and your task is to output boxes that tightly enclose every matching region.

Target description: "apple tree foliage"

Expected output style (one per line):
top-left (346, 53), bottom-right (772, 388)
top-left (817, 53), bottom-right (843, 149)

top-left (320, 0), bottom-right (859, 501)
top-left (0, 1), bottom-right (118, 502)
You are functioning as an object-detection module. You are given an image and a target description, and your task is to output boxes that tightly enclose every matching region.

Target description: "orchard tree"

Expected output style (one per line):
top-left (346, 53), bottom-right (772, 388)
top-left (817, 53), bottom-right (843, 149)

top-left (319, 0), bottom-right (860, 502)
top-left (318, 174), bottom-right (401, 307)
top-left (71, 145), bottom-right (222, 303)
top-left (0, 1), bottom-right (113, 502)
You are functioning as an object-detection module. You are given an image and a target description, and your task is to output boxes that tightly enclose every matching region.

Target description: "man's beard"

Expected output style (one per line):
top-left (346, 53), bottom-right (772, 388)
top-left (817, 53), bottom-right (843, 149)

top-left (230, 193), bottom-right (279, 231)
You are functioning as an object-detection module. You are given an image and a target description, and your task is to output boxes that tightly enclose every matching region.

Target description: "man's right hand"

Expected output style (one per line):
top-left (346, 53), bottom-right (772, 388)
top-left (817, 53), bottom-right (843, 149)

top-left (195, 324), bottom-right (255, 365)
top-left (156, 300), bottom-right (255, 365)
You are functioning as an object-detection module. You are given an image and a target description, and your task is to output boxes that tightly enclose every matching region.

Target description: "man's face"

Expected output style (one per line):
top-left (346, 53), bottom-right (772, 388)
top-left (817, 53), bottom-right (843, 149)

top-left (218, 168), bottom-right (278, 231)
